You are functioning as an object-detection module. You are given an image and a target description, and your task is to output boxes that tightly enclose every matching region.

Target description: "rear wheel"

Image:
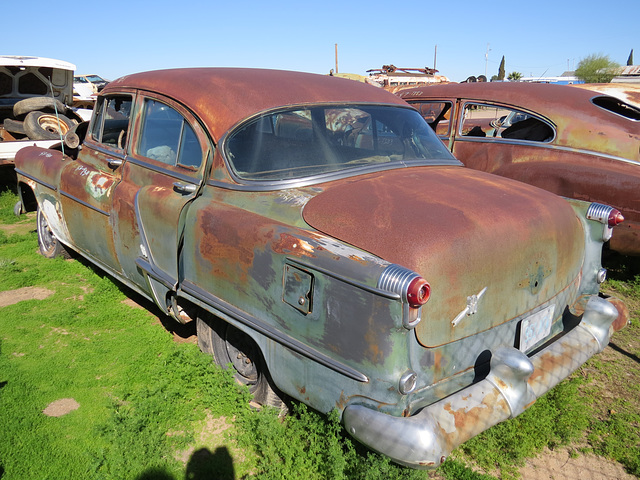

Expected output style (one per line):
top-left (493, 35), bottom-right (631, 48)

top-left (37, 208), bottom-right (70, 259)
top-left (196, 313), bottom-right (286, 410)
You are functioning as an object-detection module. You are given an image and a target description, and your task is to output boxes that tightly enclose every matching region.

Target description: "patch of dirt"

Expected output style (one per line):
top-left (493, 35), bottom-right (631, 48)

top-left (520, 447), bottom-right (636, 480)
top-left (0, 212), bottom-right (36, 236)
top-left (173, 413), bottom-right (234, 465)
top-left (0, 286), bottom-right (54, 307)
top-left (42, 398), bottom-right (80, 417)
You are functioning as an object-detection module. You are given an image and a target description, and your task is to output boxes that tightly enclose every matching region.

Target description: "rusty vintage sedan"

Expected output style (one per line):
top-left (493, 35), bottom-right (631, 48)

top-left (14, 68), bottom-right (626, 469)
top-left (398, 82), bottom-right (640, 256)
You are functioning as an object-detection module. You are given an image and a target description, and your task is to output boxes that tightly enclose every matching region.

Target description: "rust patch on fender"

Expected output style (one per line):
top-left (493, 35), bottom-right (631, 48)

top-left (272, 233), bottom-right (316, 257)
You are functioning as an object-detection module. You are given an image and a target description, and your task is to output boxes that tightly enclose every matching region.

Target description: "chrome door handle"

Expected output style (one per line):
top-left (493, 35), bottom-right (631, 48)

top-left (107, 158), bottom-right (123, 168)
top-left (173, 182), bottom-right (197, 194)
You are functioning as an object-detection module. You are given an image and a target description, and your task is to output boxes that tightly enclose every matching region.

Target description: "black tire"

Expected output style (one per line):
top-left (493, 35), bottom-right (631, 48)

top-left (3, 118), bottom-right (25, 135)
top-left (196, 313), bottom-right (286, 410)
top-left (13, 97), bottom-right (67, 118)
top-left (37, 208), bottom-right (70, 259)
top-left (23, 111), bottom-right (74, 140)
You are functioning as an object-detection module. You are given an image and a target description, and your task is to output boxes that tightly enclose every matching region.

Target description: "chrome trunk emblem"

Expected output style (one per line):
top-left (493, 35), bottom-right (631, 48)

top-left (452, 287), bottom-right (488, 327)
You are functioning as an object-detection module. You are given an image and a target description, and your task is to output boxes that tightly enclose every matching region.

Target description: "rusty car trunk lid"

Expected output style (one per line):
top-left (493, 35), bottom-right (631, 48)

top-left (302, 166), bottom-right (585, 347)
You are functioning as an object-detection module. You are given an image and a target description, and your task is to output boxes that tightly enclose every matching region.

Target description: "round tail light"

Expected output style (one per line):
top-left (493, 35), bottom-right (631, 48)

top-left (406, 277), bottom-right (431, 308)
top-left (608, 209), bottom-right (624, 227)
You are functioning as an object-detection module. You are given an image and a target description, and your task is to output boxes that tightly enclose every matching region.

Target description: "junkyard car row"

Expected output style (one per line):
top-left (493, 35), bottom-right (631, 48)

top-left (397, 82), bottom-right (640, 255)
top-left (12, 68), bottom-right (630, 468)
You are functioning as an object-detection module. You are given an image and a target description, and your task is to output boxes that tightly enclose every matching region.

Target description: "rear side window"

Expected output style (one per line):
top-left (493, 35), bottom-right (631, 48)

top-left (592, 95), bottom-right (640, 121)
top-left (136, 99), bottom-right (203, 168)
top-left (460, 103), bottom-right (554, 142)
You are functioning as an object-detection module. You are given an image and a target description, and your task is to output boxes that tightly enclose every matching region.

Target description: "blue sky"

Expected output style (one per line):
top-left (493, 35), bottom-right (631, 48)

top-left (4, 0), bottom-right (637, 83)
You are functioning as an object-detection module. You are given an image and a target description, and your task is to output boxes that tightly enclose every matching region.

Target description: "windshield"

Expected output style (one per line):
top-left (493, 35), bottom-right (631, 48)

top-left (225, 105), bottom-right (457, 181)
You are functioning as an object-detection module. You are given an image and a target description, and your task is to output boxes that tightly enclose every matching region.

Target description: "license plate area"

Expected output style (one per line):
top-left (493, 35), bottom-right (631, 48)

top-left (519, 305), bottom-right (555, 352)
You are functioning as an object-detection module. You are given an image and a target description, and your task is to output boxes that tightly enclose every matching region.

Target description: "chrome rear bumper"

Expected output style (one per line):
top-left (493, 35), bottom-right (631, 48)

top-left (342, 295), bottom-right (618, 469)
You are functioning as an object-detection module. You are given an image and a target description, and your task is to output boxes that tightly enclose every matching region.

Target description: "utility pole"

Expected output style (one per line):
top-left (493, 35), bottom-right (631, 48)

top-left (485, 43), bottom-right (491, 78)
top-left (434, 44), bottom-right (437, 71)
top-left (335, 44), bottom-right (339, 74)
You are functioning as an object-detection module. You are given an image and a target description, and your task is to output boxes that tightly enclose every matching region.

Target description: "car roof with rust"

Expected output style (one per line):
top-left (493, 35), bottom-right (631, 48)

top-left (397, 81), bottom-right (637, 117)
top-left (396, 82), bottom-right (639, 129)
top-left (103, 68), bottom-right (408, 141)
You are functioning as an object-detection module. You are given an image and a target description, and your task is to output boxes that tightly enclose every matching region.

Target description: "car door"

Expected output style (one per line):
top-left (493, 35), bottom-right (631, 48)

top-left (450, 101), bottom-right (555, 174)
top-left (112, 93), bottom-right (210, 316)
top-left (58, 93), bottom-right (133, 272)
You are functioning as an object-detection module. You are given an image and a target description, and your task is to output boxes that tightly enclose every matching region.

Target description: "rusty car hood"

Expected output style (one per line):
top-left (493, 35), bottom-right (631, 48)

top-left (303, 166), bottom-right (585, 347)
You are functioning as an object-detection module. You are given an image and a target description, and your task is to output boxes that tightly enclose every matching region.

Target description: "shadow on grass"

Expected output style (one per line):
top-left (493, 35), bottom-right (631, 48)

top-left (609, 341), bottom-right (640, 364)
top-left (603, 249), bottom-right (640, 280)
top-left (136, 447), bottom-right (235, 480)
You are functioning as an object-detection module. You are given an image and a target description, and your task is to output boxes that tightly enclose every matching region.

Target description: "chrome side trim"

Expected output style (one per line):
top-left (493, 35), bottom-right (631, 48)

top-left (586, 202), bottom-right (615, 223)
top-left (179, 279), bottom-right (369, 383)
top-left (126, 156), bottom-right (200, 184)
top-left (14, 168), bottom-right (58, 192)
top-left (454, 136), bottom-right (640, 167)
top-left (343, 295), bottom-right (618, 469)
top-left (83, 141), bottom-right (127, 160)
top-left (135, 257), bottom-right (176, 290)
top-left (377, 264), bottom-right (420, 303)
top-left (207, 159), bottom-right (462, 192)
top-left (377, 264), bottom-right (423, 329)
top-left (586, 202), bottom-right (615, 241)
top-left (59, 190), bottom-right (110, 216)
top-left (286, 257), bottom-right (400, 300)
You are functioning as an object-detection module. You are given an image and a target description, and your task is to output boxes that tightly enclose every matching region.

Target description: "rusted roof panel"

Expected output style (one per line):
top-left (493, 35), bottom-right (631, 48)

top-left (105, 68), bottom-right (408, 141)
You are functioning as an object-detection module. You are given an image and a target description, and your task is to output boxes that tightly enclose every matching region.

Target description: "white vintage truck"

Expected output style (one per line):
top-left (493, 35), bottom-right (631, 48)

top-left (0, 56), bottom-right (91, 166)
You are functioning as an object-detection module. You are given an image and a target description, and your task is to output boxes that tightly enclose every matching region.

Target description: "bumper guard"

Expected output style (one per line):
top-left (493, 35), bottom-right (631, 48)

top-left (342, 295), bottom-right (619, 469)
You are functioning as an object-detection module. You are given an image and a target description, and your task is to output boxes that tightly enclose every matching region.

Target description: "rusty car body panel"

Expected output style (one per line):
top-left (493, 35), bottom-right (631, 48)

top-left (13, 68), bottom-right (626, 469)
top-left (397, 82), bottom-right (640, 255)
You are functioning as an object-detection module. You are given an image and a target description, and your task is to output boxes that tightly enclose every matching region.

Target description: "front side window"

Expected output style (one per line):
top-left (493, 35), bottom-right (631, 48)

top-left (461, 103), bottom-right (554, 142)
top-left (225, 105), bottom-right (456, 181)
top-left (90, 94), bottom-right (133, 149)
top-left (136, 99), bottom-right (203, 168)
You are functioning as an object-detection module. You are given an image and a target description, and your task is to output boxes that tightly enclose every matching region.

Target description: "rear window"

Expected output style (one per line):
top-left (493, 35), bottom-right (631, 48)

top-left (592, 95), bottom-right (640, 121)
top-left (225, 105), bottom-right (457, 181)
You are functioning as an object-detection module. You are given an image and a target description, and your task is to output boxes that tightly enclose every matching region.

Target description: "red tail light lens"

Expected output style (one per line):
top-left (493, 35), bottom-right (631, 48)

top-left (608, 209), bottom-right (624, 227)
top-left (406, 277), bottom-right (431, 308)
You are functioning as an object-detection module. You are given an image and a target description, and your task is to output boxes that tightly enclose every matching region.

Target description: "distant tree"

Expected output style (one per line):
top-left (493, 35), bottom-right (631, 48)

top-left (498, 56), bottom-right (506, 80)
top-left (508, 71), bottom-right (523, 81)
top-left (490, 75), bottom-right (499, 82)
top-left (628, 49), bottom-right (634, 65)
top-left (575, 54), bottom-right (620, 83)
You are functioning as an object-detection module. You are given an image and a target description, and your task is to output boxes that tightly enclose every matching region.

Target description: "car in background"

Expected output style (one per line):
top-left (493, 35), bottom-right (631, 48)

top-left (14, 68), bottom-right (626, 469)
top-left (73, 74), bottom-right (109, 93)
top-left (397, 82), bottom-right (640, 256)
top-left (0, 55), bottom-right (87, 165)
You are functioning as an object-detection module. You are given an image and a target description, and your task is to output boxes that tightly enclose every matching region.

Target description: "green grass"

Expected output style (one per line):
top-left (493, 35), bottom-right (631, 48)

top-left (1, 178), bottom-right (638, 479)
